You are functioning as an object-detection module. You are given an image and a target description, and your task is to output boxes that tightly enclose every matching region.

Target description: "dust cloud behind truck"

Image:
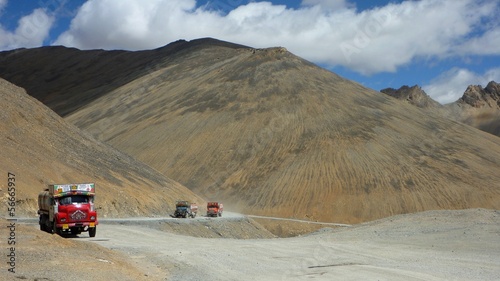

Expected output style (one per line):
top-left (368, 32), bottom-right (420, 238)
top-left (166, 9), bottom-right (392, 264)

top-left (38, 183), bottom-right (98, 237)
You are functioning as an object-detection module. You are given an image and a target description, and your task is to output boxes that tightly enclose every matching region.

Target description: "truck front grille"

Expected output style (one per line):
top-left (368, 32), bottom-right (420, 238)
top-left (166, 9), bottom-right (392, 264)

top-left (70, 210), bottom-right (87, 221)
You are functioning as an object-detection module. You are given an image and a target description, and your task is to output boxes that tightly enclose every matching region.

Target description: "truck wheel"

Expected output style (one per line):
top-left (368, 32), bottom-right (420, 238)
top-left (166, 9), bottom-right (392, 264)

top-left (40, 216), bottom-right (49, 232)
top-left (39, 216), bottom-right (43, 231)
top-left (52, 221), bottom-right (60, 235)
top-left (89, 227), bottom-right (96, 237)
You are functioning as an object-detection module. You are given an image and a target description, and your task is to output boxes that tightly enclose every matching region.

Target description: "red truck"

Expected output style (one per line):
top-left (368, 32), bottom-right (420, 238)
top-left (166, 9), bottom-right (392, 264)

top-left (206, 202), bottom-right (223, 217)
top-left (38, 183), bottom-right (98, 237)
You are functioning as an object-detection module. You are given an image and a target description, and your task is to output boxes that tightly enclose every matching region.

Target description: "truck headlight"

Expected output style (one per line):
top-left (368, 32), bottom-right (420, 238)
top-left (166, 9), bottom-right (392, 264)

top-left (90, 216), bottom-right (95, 221)
top-left (60, 218), bottom-right (66, 222)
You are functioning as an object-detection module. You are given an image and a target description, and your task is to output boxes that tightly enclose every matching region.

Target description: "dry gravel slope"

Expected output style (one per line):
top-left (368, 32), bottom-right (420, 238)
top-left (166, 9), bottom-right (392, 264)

top-left (1, 39), bottom-right (500, 224)
top-left (0, 78), bottom-right (204, 217)
top-left (0, 220), bottom-right (152, 281)
top-left (66, 41), bottom-right (500, 223)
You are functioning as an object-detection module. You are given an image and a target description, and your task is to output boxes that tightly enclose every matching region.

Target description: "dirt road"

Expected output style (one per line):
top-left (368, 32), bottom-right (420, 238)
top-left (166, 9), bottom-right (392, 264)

top-left (246, 214), bottom-right (351, 227)
top-left (79, 209), bottom-right (499, 281)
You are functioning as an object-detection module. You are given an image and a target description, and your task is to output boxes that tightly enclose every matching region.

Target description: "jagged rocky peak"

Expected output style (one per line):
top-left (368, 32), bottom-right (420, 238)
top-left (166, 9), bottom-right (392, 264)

top-left (459, 81), bottom-right (500, 108)
top-left (485, 81), bottom-right (500, 94)
top-left (380, 85), bottom-right (441, 108)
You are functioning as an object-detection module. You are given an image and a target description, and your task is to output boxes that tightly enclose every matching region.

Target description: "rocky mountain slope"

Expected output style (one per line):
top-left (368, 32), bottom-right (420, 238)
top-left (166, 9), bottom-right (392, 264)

top-left (1, 39), bottom-right (500, 223)
top-left (381, 81), bottom-right (500, 136)
top-left (457, 81), bottom-right (500, 108)
top-left (0, 78), bottom-right (204, 217)
top-left (380, 85), bottom-right (442, 109)
top-left (449, 81), bottom-right (500, 136)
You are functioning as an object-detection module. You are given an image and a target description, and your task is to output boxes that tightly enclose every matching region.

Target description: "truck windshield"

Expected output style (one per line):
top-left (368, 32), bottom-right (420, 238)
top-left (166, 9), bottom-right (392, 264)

top-left (59, 195), bottom-right (90, 205)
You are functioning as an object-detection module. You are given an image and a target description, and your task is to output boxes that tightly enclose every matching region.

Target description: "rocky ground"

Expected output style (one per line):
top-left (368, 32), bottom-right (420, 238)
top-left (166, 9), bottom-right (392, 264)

top-left (0, 220), bottom-right (148, 281)
top-left (2, 209), bottom-right (499, 281)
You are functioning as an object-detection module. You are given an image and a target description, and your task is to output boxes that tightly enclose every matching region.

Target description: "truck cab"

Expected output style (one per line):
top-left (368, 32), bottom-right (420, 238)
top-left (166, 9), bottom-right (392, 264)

top-left (38, 183), bottom-right (98, 237)
top-left (174, 200), bottom-right (191, 218)
top-left (206, 202), bottom-right (223, 217)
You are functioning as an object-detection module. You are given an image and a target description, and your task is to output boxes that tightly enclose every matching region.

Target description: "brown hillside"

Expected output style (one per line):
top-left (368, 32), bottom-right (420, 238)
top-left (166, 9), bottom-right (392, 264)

top-left (2, 39), bottom-right (500, 223)
top-left (0, 78), bottom-right (204, 217)
top-left (0, 38), bottom-right (248, 116)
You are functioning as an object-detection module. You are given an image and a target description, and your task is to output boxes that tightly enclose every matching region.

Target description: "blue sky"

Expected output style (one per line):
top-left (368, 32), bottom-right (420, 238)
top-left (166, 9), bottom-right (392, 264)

top-left (1, 0), bottom-right (499, 104)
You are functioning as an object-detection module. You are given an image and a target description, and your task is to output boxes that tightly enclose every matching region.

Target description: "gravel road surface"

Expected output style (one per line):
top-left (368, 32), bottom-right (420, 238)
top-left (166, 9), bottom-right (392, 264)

top-left (79, 209), bottom-right (500, 281)
top-left (4, 209), bottom-right (499, 280)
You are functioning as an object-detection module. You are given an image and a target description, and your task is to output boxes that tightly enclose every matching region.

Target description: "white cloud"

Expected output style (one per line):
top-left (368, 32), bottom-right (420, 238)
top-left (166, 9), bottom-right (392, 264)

top-left (50, 0), bottom-right (498, 75)
top-left (455, 28), bottom-right (500, 55)
top-left (301, 0), bottom-right (352, 10)
top-left (0, 8), bottom-right (54, 50)
top-left (423, 68), bottom-right (500, 104)
top-left (56, 0), bottom-right (216, 50)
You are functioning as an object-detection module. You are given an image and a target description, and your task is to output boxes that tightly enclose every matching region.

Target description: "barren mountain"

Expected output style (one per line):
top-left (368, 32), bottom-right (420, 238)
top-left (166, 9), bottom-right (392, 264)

top-left (381, 82), bottom-right (500, 136)
top-left (0, 39), bottom-right (247, 117)
top-left (457, 81), bottom-right (500, 108)
top-left (0, 78), bottom-right (203, 217)
top-left (380, 85), bottom-right (442, 109)
top-left (1, 39), bottom-right (500, 223)
top-left (447, 81), bottom-right (500, 136)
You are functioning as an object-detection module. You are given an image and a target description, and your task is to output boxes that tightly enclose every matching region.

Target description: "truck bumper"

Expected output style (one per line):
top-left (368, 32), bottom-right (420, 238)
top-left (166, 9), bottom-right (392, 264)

top-left (56, 221), bottom-right (98, 229)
